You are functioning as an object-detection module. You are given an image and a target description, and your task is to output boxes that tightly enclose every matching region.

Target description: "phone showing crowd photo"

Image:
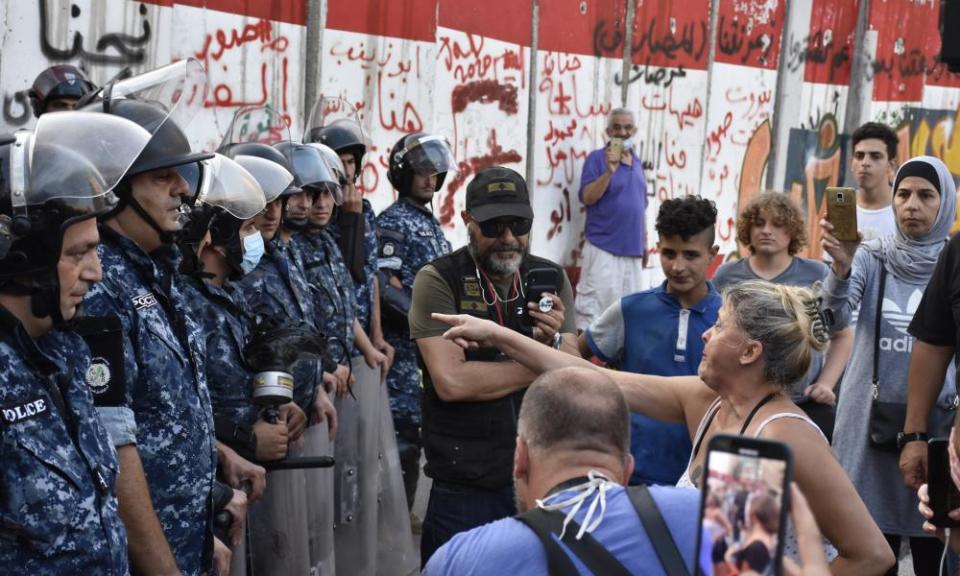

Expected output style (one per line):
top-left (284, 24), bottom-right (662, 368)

top-left (927, 438), bottom-right (960, 528)
top-left (695, 435), bottom-right (792, 576)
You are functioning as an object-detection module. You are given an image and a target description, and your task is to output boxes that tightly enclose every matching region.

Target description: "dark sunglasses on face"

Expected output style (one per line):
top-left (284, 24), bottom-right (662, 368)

top-left (478, 217), bottom-right (532, 238)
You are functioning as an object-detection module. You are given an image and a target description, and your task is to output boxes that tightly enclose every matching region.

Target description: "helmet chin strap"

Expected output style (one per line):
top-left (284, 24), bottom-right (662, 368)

top-left (126, 195), bottom-right (178, 245)
top-left (27, 269), bottom-right (68, 328)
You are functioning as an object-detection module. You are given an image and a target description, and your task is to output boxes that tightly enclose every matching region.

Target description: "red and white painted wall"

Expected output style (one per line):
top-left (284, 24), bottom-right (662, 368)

top-left (2, 0), bottom-right (958, 280)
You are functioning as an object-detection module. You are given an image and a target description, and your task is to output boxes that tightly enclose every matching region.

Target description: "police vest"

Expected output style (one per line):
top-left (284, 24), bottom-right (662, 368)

top-left (419, 247), bottom-right (564, 489)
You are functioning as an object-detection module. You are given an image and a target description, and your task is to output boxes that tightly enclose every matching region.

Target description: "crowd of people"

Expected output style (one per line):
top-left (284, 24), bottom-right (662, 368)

top-left (3, 58), bottom-right (960, 576)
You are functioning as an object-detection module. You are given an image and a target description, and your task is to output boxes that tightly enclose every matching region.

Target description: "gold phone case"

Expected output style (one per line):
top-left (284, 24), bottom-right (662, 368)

top-left (608, 137), bottom-right (623, 158)
top-left (825, 187), bottom-right (858, 242)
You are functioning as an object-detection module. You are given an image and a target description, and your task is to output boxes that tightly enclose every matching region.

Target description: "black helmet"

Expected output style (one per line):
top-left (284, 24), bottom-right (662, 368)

top-left (309, 120), bottom-right (365, 180)
top-left (0, 112), bottom-right (152, 323)
top-left (29, 65), bottom-right (96, 117)
top-left (387, 132), bottom-right (457, 195)
top-left (82, 59), bottom-right (212, 243)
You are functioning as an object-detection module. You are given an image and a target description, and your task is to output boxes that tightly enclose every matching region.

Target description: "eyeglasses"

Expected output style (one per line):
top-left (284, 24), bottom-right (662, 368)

top-left (477, 217), bottom-right (532, 238)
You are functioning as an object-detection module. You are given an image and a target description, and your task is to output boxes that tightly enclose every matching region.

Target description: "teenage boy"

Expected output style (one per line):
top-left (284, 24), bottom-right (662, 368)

top-left (579, 196), bottom-right (720, 486)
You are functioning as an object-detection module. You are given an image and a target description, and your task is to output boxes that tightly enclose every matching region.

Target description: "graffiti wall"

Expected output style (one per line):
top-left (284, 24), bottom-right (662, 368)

top-left (3, 0), bottom-right (960, 277)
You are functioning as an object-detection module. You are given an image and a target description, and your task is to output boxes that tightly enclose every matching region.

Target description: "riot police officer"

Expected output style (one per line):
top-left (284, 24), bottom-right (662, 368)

top-left (28, 64), bottom-right (96, 116)
top-left (309, 117), bottom-right (394, 370)
top-left (81, 60), bottom-right (221, 575)
top-left (0, 112), bottom-right (147, 574)
top-left (376, 132), bottom-right (457, 512)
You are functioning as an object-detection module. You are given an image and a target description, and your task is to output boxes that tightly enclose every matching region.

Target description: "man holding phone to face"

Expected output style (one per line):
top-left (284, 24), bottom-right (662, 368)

top-left (575, 108), bottom-right (649, 331)
top-left (409, 166), bottom-right (579, 565)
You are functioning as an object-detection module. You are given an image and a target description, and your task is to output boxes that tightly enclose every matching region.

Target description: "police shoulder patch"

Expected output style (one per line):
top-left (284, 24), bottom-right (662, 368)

top-left (86, 357), bottom-right (112, 396)
top-left (383, 243), bottom-right (395, 257)
top-left (1, 398), bottom-right (50, 425)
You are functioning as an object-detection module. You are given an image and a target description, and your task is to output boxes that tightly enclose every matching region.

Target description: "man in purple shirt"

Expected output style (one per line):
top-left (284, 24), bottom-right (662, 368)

top-left (575, 108), bottom-right (648, 331)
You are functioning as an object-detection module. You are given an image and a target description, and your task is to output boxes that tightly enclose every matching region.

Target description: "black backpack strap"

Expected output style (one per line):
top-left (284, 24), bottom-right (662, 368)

top-left (626, 485), bottom-right (691, 576)
top-left (515, 508), bottom-right (632, 576)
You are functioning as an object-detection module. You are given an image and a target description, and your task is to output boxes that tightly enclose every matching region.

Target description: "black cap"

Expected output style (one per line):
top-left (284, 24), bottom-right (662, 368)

top-left (465, 166), bottom-right (533, 222)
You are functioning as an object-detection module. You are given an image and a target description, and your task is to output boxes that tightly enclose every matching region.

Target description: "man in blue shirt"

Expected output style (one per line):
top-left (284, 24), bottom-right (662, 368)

top-left (575, 108), bottom-right (648, 331)
top-left (580, 196), bottom-right (721, 486)
top-left (423, 366), bottom-right (706, 575)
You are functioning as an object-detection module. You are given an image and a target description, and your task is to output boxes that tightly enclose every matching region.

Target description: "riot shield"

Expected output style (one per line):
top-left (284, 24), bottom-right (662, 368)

top-left (302, 422), bottom-right (336, 575)
top-left (333, 358), bottom-right (381, 575)
top-left (375, 383), bottom-right (419, 576)
top-left (247, 467), bottom-right (310, 576)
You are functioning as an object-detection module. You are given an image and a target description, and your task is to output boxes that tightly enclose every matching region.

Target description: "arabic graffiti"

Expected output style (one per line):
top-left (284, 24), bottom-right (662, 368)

top-left (39, 1), bottom-right (151, 65)
top-left (785, 30), bottom-right (852, 83)
top-left (592, 16), bottom-right (709, 66)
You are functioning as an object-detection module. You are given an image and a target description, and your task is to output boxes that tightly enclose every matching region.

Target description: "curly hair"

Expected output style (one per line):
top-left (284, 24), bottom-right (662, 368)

top-left (736, 192), bottom-right (807, 255)
top-left (655, 195), bottom-right (718, 244)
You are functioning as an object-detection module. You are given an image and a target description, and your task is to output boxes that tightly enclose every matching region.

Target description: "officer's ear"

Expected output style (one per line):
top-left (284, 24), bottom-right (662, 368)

top-left (460, 210), bottom-right (471, 228)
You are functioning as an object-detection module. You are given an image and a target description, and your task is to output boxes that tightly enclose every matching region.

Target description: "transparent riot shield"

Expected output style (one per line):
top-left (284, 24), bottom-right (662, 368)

top-left (375, 383), bottom-right (419, 576)
top-left (333, 358), bottom-right (381, 575)
top-left (302, 422), bottom-right (336, 575)
top-left (247, 468), bottom-right (311, 575)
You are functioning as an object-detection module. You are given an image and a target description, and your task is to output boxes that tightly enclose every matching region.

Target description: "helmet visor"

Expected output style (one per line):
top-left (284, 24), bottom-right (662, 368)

top-left (107, 58), bottom-right (207, 138)
top-left (232, 155), bottom-right (294, 205)
top-left (304, 96), bottom-right (364, 143)
top-left (304, 143), bottom-right (344, 205)
top-left (286, 145), bottom-right (339, 192)
top-left (219, 105), bottom-right (290, 150)
top-left (401, 135), bottom-right (458, 177)
top-left (25, 111), bottom-right (153, 206)
top-left (195, 154), bottom-right (267, 219)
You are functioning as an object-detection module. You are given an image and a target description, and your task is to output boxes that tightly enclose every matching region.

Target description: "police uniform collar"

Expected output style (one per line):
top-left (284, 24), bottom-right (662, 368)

top-left (400, 195), bottom-right (435, 216)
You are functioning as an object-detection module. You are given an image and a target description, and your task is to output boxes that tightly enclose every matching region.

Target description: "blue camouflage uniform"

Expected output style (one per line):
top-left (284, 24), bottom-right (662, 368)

top-left (235, 234), bottom-right (323, 410)
top-left (376, 197), bottom-right (451, 425)
top-left (294, 229), bottom-right (358, 359)
top-left (0, 306), bottom-right (128, 575)
top-left (182, 277), bottom-right (258, 429)
top-left (83, 225), bottom-right (216, 576)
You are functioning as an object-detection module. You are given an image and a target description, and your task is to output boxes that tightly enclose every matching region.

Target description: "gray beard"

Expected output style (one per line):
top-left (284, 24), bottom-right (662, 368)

top-left (468, 241), bottom-right (527, 276)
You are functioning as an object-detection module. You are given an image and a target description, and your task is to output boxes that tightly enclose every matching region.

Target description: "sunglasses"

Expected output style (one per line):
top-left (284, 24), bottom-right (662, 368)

top-left (477, 217), bottom-right (532, 238)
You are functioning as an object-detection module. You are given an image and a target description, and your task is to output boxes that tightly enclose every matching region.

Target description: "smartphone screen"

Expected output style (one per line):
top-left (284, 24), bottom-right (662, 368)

top-left (696, 435), bottom-right (792, 576)
top-left (928, 438), bottom-right (960, 527)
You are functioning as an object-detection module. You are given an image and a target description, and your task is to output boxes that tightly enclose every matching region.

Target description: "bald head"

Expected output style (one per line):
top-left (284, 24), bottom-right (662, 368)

top-left (518, 367), bottom-right (629, 463)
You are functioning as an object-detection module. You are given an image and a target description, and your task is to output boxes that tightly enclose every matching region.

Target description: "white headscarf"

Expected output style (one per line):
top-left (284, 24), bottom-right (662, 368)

top-left (862, 156), bottom-right (956, 284)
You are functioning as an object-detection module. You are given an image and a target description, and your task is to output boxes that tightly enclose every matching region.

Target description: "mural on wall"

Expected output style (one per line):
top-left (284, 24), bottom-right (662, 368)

top-left (4, 0), bottom-right (960, 276)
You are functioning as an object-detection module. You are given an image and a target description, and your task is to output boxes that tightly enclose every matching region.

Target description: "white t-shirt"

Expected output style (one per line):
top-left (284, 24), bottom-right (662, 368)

top-left (857, 205), bottom-right (897, 242)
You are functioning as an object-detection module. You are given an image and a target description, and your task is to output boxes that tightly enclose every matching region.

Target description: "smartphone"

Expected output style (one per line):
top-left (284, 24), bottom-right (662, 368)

top-left (696, 434), bottom-right (792, 576)
top-left (523, 267), bottom-right (562, 327)
top-left (928, 438), bottom-right (960, 528)
top-left (825, 187), bottom-right (858, 242)
top-left (608, 137), bottom-right (623, 159)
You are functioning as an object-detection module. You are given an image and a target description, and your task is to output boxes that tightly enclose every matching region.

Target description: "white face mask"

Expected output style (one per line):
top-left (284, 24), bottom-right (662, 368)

top-left (240, 231), bottom-right (265, 275)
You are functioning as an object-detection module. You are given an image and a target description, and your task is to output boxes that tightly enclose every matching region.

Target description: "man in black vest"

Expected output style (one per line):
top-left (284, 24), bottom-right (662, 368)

top-left (409, 166), bottom-right (578, 564)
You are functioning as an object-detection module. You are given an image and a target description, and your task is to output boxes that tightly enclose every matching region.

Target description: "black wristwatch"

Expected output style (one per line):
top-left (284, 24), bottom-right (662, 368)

top-left (896, 431), bottom-right (929, 451)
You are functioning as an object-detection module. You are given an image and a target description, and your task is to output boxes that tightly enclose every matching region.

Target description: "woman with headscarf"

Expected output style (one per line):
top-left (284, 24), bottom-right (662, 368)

top-left (821, 155), bottom-right (958, 575)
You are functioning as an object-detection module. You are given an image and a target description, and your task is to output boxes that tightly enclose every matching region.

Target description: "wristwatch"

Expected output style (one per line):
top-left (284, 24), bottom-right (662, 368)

top-left (551, 332), bottom-right (562, 350)
top-left (896, 431), bottom-right (929, 451)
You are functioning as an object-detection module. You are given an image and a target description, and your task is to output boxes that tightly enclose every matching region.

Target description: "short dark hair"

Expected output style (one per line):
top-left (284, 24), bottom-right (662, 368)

top-left (656, 195), bottom-right (718, 245)
top-left (518, 367), bottom-right (629, 462)
top-left (852, 122), bottom-right (898, 160)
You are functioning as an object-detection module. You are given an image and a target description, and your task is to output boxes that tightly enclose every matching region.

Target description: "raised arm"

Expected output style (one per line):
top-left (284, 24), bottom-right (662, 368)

top-left (435, 313), bottom-right (713, 427)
